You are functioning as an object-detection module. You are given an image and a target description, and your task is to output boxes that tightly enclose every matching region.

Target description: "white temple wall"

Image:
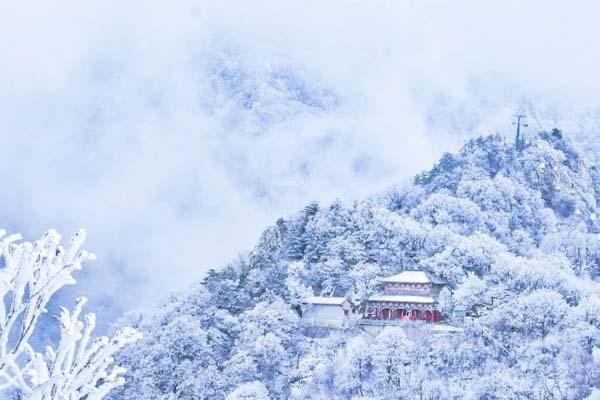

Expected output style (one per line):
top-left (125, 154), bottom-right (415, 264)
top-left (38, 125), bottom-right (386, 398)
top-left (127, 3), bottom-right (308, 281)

top-left (302, 304), bottom-right (349, 328)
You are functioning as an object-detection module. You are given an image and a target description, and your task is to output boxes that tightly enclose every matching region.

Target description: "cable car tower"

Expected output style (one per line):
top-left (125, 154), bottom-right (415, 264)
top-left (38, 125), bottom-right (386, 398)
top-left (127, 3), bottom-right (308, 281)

top-left (513, 112), bottom-right (528, 150)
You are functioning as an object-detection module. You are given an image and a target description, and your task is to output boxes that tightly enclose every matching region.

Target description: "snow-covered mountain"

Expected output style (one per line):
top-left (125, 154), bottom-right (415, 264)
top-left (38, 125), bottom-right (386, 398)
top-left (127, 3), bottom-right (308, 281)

top-left (110, 130), bottom-right (600, 399)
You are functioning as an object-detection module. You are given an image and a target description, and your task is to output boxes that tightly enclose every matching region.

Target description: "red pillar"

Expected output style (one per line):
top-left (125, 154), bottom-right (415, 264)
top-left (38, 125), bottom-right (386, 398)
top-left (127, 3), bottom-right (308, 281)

top-left (425, 310), bottom-right (432, 323)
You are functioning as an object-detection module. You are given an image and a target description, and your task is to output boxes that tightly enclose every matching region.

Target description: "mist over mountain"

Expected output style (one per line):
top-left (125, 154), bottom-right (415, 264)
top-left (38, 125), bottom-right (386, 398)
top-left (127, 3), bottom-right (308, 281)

top-left (4, 2), bottom-right (600, 324)
top-left (3, 3), bottom-right (600, 399)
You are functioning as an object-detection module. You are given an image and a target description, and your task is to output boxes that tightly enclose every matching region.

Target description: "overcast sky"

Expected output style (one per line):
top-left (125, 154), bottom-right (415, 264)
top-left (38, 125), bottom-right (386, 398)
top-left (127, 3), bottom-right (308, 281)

top-left (1, 1), bottom-right (600, 317)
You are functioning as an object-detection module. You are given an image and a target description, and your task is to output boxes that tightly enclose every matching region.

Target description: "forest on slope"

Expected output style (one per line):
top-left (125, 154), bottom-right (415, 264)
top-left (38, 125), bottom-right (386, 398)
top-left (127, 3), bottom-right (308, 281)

top-left (110, 130), bottom-right (600, 400)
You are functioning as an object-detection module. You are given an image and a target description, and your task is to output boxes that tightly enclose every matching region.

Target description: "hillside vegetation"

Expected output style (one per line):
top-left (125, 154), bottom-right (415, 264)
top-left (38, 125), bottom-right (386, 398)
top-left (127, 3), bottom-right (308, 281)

top-left (111, 130), bottom-right (600, 400)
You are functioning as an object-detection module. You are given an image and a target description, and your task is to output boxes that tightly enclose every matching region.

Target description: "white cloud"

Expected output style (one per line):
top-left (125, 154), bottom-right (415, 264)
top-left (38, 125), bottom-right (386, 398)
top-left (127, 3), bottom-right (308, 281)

top-left (0, 0), bottom-right (599, 317)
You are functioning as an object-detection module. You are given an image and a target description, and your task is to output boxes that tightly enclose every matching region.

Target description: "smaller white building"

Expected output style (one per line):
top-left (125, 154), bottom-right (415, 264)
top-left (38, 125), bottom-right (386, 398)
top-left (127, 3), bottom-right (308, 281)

top-left (301, 297), bottom-right (353, 328)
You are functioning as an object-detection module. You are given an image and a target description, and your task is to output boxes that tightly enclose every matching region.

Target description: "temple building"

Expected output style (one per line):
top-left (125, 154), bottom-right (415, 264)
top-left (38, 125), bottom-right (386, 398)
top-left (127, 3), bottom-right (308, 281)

top-left (301, 296), bottom-right (354, 328)
top-left (364, 271), bottom-right (446, 323)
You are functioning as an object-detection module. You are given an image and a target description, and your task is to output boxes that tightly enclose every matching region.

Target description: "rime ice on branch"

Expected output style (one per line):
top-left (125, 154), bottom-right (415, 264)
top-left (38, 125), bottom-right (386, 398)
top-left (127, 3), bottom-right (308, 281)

top-left (0, 229), bottom-right (141, 400)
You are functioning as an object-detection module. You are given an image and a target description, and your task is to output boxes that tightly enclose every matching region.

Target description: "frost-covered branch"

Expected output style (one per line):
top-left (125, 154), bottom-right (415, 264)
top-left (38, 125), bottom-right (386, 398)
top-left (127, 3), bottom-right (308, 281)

top-left (0, 229), bottom-right (141, 399)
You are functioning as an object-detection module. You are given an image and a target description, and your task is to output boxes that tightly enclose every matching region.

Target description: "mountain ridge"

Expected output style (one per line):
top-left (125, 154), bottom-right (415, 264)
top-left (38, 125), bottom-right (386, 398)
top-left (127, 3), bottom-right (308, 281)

top-left (110, 129), bottom-right (600, 400)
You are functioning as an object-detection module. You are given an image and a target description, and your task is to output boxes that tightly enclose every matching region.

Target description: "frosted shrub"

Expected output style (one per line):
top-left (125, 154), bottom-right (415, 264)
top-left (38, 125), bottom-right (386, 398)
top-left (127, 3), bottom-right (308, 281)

top-left (0, 229), bottom-right (141, 399)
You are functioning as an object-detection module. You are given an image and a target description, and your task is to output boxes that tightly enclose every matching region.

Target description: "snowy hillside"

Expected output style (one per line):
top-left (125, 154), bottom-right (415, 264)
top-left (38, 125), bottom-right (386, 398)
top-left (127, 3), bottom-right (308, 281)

top-left (110, 131), bottom-right (600, 399)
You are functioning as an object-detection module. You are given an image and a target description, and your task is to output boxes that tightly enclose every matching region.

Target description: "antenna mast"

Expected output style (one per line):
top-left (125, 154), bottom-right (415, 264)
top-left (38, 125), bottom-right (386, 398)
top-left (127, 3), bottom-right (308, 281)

top-left (513, 112), bottom-right (528, 150)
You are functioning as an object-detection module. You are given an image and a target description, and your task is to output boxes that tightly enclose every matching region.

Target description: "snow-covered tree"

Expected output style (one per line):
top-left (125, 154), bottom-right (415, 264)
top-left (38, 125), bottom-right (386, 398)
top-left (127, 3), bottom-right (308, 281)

top-left (225, 381), bottom-right (270, 400)
top-left (348, 261), bottom-right (381, 304)
top-left (285, 261), bottom-right (313, 309)
top-left (332, 335), bottom-right (370, 398)
top-left (369, 328), bottom-right (416, 397)
top-left (232, 300), bottom-right (303, 398)
top-left (0, 229), bottom-right (141, 399)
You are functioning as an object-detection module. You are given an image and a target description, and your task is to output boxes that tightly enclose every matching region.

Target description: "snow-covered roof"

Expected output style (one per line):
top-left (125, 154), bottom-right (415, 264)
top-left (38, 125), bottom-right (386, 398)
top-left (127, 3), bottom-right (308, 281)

top-left (304, 296), bottom-right (349, 306)
top-left (380, 271), bottom-right (445, 284)
top-left (367, 294), bottom-right (436, 304)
